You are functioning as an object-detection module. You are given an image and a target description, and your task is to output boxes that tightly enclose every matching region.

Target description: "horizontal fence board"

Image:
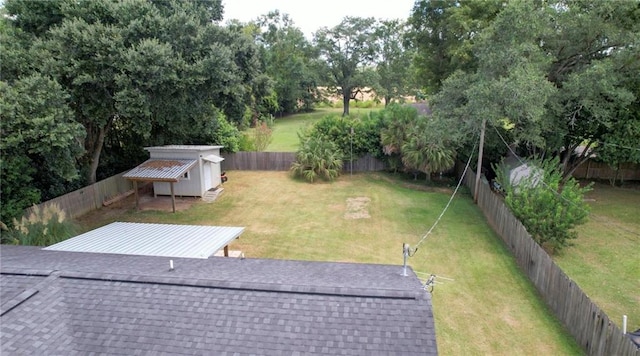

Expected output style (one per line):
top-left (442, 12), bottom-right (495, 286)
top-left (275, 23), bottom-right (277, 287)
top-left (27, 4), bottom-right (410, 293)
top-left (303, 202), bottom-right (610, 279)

top-left (222, 152), bottom-right (296, 171)
top-left (460, 165), bottom-right (638, 355)
top-left (573, 160), bottom-right (640, 181)
top-left (24, 171), bottom-right (134, 219)
top-left (223, 152), bottom-right (387, 172)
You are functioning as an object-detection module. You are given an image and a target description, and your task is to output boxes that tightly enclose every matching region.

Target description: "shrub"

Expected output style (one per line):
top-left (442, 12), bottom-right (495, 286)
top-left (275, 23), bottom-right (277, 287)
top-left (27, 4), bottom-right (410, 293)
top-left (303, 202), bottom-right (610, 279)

top-left (238, 133), bottom-right (256, 151)
top-left (253, 121), bottom-right (273, 151)
top-left (4, 203), bottom-right (78, 246)
top-left (290, 134), bottom-right (343, 182)
top-left (354, 100), bottom-right (376, 108)
top-left (494, 156), bottom-right (592, 253)
top-left (310, 113), bottom-right (384, 159)
top-left (211, 114), bottom-right (241, 152)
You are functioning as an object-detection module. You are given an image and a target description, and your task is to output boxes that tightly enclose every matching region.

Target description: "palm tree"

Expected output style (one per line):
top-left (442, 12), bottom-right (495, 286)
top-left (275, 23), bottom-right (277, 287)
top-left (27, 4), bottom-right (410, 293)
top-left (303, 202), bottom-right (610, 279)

top-left (401, 129), bottom-right (456, 181)
top-left (380, 104), bottom-right (418, 155)
top-left (290, 136), bottom-right (343, 182)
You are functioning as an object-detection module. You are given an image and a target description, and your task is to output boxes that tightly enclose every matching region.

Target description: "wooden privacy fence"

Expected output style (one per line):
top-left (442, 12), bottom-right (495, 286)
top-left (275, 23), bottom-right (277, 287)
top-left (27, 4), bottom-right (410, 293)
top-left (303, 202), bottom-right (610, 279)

top-left (462, 168), bottom-right (639, 355)
top-left (25, 171), bottom-right (133, 219)
top-left (222, 152), bottom-right (387, 172)
top-left (572, 160), bottom-right (640, 181)
top-left (25, 152), bottom-right (385, 220)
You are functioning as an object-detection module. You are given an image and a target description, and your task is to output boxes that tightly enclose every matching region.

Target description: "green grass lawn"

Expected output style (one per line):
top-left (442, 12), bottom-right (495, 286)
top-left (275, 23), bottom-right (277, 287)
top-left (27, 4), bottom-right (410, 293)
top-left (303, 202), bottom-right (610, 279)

top-left (554, 182), bottom-right (640, 331)
top-left (267, 107), bottom-right (381, 151)
top-left (77, 171), bottom-right (582, 355)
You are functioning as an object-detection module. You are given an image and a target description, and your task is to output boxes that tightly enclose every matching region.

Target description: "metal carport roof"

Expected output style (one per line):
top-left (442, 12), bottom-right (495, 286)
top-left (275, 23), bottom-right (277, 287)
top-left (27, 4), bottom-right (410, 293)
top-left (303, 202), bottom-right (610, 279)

top-left (44, 222), bottom-right (244, 259)
top-left (123, 159), bottom-right (197, 182)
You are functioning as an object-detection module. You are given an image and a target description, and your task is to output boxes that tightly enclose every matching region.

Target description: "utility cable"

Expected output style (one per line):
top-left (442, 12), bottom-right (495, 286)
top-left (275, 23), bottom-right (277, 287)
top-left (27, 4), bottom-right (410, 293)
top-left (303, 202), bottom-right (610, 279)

top-left (410, 135), bottom-right (479, 254)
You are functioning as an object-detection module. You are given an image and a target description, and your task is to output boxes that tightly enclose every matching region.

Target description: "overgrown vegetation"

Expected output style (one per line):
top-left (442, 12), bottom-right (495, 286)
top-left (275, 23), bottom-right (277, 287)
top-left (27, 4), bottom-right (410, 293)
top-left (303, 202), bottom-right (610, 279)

top-left (238, 119), bottom-right (274, 152)
top-left (494, 157), bottom-right (592, 253)
top-left (2, 203), bottom-right (77, 246)
top-left (378, 104), bottom-right (457, 179)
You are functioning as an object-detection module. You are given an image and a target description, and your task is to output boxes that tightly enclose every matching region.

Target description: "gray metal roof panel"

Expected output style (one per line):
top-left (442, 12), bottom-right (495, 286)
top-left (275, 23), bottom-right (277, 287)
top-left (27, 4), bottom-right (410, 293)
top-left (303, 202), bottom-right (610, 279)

top-left (122, 159), bottom-right (197, 181)
top-left (145, 145), bottom-right (223, 151)
top-left (43, 222), bottom-right (244, 259)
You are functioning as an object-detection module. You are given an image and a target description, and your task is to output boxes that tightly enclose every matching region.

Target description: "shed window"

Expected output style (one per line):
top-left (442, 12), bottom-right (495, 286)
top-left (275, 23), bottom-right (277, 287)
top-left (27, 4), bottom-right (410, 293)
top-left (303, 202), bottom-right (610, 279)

top-left (181, 171), bottom-right (190, 180)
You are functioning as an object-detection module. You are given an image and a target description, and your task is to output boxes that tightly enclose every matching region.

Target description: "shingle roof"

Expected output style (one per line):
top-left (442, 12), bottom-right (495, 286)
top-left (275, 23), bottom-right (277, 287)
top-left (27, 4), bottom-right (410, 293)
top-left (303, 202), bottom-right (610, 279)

top-left (123, 159), bottom-right (197, 182)
top-left (0, 246), bottom-right (438, 355)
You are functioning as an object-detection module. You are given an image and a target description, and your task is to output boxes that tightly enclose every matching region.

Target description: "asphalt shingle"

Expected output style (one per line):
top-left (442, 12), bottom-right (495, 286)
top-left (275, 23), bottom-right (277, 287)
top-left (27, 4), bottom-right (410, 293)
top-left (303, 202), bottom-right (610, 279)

top-left (0, 246), bottom-right (437, 355)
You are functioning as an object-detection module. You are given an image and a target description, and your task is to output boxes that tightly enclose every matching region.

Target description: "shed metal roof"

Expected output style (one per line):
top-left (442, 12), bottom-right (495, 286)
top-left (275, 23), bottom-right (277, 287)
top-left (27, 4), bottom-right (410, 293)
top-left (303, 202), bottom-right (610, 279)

top-left (44, 222), bottom-right (244, 259)
top-left (123, 159), bottom-right (196, 182)
top-left (145, 145), bottom-right (223, 151)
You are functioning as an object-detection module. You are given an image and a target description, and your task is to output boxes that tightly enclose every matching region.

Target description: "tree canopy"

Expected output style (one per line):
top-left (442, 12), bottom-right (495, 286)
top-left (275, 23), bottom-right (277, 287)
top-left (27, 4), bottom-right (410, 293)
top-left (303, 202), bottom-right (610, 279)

top-left (373, 19), bottom-right (414, 106)
top-left (0, 0), bottom-right (270, 226)
top-left (314, 16), bottom-right (378, 116)
top-left (427, 0), bottom-right (640, 180)
top-left (253, 11), bottom-right (318, 115)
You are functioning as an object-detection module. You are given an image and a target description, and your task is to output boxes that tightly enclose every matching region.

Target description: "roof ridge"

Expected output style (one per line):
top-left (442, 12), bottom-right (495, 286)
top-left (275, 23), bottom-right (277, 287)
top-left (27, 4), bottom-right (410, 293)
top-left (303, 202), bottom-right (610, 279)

top-left (60, 270), bottom-right (423, 300)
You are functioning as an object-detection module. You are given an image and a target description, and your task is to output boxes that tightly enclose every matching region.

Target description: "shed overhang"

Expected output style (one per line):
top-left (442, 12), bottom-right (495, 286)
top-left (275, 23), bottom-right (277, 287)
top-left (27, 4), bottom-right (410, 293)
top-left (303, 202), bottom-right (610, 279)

top-left (123, 159), bottom-right (197, 182)
top-left (202, 154), bottom-right (224, 164)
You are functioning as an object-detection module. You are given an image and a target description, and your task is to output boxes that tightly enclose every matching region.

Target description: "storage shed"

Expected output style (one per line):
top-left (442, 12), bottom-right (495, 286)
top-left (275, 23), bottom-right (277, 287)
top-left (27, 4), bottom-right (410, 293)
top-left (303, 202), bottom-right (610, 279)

top-left (499, 154), bottom-right (543, 191)
top-left (145, 145), bottom-right (224, 197)
top-left (123, 145), bottom-right (224, 211)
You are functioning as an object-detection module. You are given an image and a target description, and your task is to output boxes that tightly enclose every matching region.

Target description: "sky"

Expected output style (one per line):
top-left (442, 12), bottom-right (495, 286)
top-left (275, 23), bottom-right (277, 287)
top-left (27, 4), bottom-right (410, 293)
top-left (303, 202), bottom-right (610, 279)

top-left (221, 0), bottom-right (416, 39)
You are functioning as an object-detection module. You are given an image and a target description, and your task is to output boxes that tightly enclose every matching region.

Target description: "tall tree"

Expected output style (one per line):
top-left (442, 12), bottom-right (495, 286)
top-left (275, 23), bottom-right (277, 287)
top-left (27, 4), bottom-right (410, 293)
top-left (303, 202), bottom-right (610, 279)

top-left (373, 19), bottom-right (414, 106)
top-left (427, 0), bottom-right (640, 181)
top-left (255, 11), bottom-right (318, 115)
top-left (407, 0), bottom-right (502, 94)
top-left (4, 0), bottom-right (265, 185)
top-left (539, 0), bottom-right (640, 179)
top-left (431, 1), bottom-right (556, 152)
top-left (314, 16), bottom-right (378, 116)
top-left (0, 75), bottom-right (85, 225)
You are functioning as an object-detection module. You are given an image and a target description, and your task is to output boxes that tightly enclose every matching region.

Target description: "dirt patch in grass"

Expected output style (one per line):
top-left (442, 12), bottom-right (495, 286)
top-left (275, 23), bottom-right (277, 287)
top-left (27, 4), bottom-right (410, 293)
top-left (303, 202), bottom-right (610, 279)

top-left (344, 197), bottom-right (371, 219)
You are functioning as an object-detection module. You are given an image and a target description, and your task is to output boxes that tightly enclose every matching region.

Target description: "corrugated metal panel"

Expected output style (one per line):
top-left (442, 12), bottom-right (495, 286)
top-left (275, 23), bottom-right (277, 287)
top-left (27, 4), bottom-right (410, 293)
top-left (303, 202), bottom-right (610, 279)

top-left (202, 154), bottom-right (224, 163)
top-left (123, 159), bottom-right (197, 181)
top-left (44, 222), bottom-right (244, 259)
top-left (145, 145), bottom-right (223, 151)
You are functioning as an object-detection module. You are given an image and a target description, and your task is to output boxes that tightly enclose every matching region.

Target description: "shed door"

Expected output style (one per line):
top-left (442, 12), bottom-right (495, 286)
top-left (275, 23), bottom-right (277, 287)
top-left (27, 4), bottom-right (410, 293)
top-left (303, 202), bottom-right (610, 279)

top-left (203, 161), bottom-right (213, 191)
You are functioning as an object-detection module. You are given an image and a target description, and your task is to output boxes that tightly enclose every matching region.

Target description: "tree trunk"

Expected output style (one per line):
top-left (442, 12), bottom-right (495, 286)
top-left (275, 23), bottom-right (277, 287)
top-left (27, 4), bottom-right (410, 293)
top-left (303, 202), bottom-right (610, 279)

top-left (342, 89), bottom-right (350, 116)
top-left (561, 141), bottom-right (594, 184)
top-left (87, 126), bottom-right (107, 185)
top-left (85, 118), bottom-right (113, 185)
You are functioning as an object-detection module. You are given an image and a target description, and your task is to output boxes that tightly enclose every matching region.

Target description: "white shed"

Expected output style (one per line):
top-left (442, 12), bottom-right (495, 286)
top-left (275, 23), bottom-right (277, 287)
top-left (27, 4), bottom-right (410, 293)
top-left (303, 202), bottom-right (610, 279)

top-left (123, 145), bottom-right (224, 212)
top-left (500, 154), bottom-right (543, 192)
top-left (145, 145), bottom-right (224, 197)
